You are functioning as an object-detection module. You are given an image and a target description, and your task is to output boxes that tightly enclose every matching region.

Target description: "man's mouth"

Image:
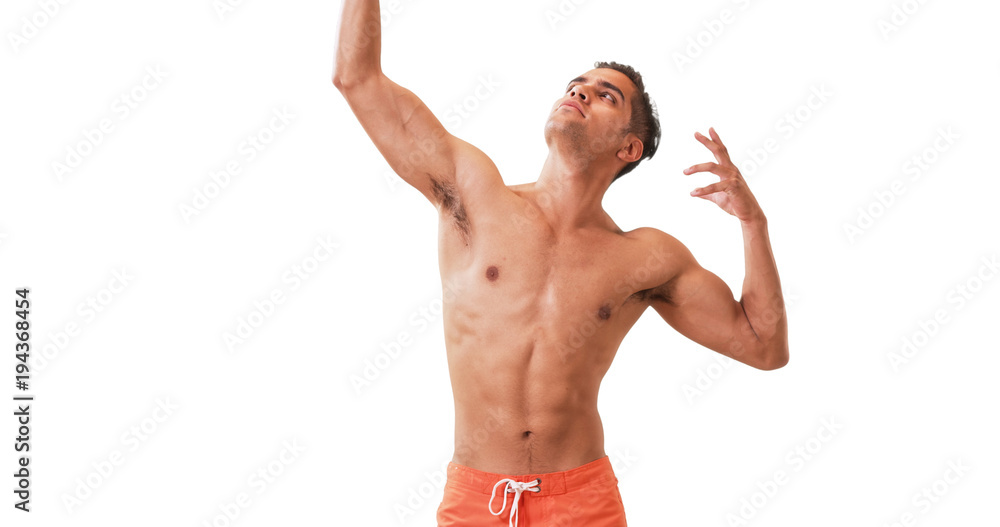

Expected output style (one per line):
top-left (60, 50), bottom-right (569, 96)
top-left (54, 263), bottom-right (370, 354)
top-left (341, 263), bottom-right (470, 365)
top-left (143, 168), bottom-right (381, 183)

top-left (559, 101), bottom-right (584, 117)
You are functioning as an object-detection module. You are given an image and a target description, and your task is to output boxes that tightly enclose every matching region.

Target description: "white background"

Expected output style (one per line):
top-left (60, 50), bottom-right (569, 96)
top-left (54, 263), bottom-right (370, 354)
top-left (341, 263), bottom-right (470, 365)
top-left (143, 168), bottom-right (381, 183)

top-left (2, 0), bottom-right (998, 525)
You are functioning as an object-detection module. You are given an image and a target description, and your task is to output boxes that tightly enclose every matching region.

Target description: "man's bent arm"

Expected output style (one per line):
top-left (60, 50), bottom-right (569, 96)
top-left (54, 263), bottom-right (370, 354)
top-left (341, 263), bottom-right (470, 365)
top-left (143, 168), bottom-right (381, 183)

top-left (648, 226), bottom-right (788, 370)
top-left (649, 128), bottom-right (788, 370)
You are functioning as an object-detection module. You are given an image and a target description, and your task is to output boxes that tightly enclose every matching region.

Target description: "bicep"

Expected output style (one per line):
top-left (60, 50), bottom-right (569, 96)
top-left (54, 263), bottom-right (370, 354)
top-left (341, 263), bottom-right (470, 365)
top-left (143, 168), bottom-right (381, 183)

top-left (651, 254), bottom-right (761, 365)
top-left (338, 73), bottom-right (459, 205)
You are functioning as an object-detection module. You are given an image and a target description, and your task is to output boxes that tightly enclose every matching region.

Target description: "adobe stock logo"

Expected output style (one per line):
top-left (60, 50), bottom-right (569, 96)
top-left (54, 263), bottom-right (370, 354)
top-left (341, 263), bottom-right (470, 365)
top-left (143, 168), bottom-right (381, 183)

top-left (672, 0), bottom-right (754, 73)
top-left (52, 65), bottom-right (169, 182)
top-left (6, 0), bottom-right (72, 53)
top-left (878, 0), bottom-right (931, 41)
top-left (544, 0), bottom-right (589, 30)
top-left (726, 417), bottom-right (842, 525)
top-left (881, 459), bottom-right (970, 527)
top-left (61, 398), bottom-right (178, 513)
top-left (887, 254), bottom-right (997, 373)
top-left (738, 85), bottom-right (833, 179)
top-left (843, 126), bottom-right (958, 244)
top-left (440, 75), bottom-right (500, 131)
top-left (223, 235), bottom-right (338, 353)
top-left (179, 106), bottom-right (296, 223)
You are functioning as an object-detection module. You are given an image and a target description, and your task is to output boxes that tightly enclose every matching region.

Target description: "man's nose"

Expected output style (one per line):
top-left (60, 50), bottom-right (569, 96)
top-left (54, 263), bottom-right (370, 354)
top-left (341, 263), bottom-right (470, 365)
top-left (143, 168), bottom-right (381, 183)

top-left (569, 86), bottom-right (589, 102)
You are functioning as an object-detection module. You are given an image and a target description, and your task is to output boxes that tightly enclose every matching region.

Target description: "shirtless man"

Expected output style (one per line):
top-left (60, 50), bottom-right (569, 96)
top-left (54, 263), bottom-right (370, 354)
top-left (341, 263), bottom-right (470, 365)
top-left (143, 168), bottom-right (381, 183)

top-left (334, 2), bottom-right (788, 525)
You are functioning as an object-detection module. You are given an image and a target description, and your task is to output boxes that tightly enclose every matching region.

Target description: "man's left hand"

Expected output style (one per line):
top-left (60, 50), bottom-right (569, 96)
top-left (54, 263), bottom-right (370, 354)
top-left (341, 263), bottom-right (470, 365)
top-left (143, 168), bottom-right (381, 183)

top-left (683, 127), bottom-right (764, 223)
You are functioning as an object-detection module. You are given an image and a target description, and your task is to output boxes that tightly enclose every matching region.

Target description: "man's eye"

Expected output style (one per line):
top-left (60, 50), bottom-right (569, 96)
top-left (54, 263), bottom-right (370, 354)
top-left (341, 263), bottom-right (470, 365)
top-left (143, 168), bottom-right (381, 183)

top-left (602, 92), bottom-right (614, 102)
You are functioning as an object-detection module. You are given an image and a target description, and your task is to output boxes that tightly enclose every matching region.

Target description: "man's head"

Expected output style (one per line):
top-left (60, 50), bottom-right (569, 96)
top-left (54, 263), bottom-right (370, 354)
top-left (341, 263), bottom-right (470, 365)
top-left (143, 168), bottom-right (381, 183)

top-left (544, 61), bottom-right (660, 183)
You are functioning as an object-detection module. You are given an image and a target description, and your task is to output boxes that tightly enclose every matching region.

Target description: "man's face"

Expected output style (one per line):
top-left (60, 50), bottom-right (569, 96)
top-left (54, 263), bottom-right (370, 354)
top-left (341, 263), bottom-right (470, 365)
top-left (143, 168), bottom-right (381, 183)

top-left (545, 67), bottom-right (637, 158)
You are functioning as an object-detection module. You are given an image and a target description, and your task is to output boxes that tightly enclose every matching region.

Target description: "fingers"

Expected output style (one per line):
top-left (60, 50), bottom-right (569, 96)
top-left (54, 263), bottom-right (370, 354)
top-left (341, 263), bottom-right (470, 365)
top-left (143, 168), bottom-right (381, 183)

top-left (708, 127), bottom-right (725, 148)
top-left (683, 162), bottom-right (735, 178)
top-left (683, 162), bottom-right (718, 175)
top-left (690, 179), bottom-right (730, 197)
top-left (694, 128), bottom-right (731, 165)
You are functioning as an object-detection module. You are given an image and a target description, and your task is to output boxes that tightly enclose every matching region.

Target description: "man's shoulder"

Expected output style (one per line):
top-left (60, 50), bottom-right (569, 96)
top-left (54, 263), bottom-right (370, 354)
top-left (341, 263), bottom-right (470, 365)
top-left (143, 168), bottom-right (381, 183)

top-left (449, 139), bottom-right (506, 190)
top-left (626, 226), bottom-right (689, 253)
top-left (622, 227), bottom-right (699, 300)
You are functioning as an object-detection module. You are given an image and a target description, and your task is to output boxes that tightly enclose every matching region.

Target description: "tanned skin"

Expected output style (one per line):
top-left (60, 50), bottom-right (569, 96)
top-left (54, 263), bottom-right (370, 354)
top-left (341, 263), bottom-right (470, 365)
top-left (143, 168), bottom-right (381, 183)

top-left (334, 0), bottom-right (789, 474)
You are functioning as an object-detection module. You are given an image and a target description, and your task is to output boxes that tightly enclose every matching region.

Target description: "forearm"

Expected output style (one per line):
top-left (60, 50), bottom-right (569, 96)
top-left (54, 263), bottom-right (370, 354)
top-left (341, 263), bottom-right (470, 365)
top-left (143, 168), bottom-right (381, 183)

top-left (333, 0), bottom-right (382, 88)
top-left (738, 213), bottom-right (789, 364)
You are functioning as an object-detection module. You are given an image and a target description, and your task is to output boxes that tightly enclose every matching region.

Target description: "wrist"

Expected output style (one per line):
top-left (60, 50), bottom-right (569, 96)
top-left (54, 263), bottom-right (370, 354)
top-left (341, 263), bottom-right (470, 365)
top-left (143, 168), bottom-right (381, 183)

top-left (740, 209), bottom-right (767, 227)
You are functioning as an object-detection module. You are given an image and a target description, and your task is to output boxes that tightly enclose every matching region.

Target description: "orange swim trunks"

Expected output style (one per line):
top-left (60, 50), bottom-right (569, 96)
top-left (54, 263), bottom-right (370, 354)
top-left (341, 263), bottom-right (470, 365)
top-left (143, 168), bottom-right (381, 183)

top-left (435, 455), bottom-right (627, 527)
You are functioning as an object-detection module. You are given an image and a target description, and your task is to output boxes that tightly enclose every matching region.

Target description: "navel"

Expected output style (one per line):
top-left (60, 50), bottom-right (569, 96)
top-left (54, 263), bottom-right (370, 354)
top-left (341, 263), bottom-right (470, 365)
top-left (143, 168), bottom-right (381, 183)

top-left (598, 304), bottom-right (611, 320)
top-left (486, 265), bottom-right (499, 281)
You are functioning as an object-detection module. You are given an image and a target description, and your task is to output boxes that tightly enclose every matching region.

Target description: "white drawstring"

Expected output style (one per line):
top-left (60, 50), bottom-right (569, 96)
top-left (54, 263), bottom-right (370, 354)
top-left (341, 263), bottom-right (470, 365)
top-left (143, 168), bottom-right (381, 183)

top-left (488, 478), bottom-right (541, 527)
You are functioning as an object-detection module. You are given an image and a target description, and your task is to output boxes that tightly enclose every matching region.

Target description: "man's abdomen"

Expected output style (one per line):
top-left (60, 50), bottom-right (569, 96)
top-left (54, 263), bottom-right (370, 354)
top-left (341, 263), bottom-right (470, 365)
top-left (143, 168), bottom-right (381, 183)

top-left (447, 338), bottom-right (609, 475)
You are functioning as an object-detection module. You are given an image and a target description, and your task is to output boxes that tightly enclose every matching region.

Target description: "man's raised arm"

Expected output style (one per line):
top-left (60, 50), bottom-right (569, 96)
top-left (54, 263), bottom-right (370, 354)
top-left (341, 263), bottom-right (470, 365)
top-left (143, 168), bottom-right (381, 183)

top-left (332, 0), bottom-right (502, 208)
top-left (647, 128), bottom-right (788, 370)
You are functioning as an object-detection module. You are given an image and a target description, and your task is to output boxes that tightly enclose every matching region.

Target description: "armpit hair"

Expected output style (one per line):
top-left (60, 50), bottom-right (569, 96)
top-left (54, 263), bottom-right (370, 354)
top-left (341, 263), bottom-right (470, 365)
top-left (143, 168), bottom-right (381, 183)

top-left (634, 282), bottom-right (673, 305)
top-left (430, 177), bottom-right (470, 241)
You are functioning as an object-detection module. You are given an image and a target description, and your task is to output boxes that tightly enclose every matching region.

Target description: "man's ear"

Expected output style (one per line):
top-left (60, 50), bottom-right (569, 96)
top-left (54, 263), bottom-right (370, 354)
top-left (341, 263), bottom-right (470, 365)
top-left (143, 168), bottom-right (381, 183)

top-left (617, 135), bottom-right (643, 164)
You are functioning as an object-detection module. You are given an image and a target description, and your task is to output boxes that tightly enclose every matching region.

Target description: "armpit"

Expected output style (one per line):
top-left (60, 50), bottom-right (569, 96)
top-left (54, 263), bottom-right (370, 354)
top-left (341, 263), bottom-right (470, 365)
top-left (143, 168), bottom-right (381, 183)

top-left (633, 282), bottom-right (673, 305)
top-left (431, 176), bottom-right (470, 241)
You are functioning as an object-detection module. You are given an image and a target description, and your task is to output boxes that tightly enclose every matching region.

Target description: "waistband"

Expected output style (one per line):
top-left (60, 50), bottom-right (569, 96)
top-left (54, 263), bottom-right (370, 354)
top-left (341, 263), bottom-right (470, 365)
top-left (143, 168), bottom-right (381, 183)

top-left (446, 455), bottom-right (617, 496)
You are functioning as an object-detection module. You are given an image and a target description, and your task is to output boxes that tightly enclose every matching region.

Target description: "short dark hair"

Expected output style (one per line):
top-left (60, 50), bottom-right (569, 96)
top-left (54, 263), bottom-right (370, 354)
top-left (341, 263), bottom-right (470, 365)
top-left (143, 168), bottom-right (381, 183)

top-left (594, 61), bottom-right (660, 182)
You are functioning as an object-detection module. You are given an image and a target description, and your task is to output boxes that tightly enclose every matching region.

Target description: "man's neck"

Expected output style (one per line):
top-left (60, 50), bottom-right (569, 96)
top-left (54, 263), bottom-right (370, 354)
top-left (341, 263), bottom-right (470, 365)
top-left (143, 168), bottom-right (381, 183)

top-left (533, 147), bottom-right (616, 232)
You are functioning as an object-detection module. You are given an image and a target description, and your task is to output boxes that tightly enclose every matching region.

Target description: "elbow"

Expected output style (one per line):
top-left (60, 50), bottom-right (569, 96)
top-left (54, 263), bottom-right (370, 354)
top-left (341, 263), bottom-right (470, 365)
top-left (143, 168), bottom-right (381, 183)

top-left (331, 69), bottom-right (352, 92)
top-left (756, 343), bottom-right (789, 371)
top-left (331, 66), bottom-right (379, 93)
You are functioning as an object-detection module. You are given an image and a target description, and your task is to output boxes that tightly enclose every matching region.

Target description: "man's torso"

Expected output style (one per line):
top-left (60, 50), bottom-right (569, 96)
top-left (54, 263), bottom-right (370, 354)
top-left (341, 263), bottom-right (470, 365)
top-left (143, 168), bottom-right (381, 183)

top-left (436, 178), bottom-right (676, 474)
